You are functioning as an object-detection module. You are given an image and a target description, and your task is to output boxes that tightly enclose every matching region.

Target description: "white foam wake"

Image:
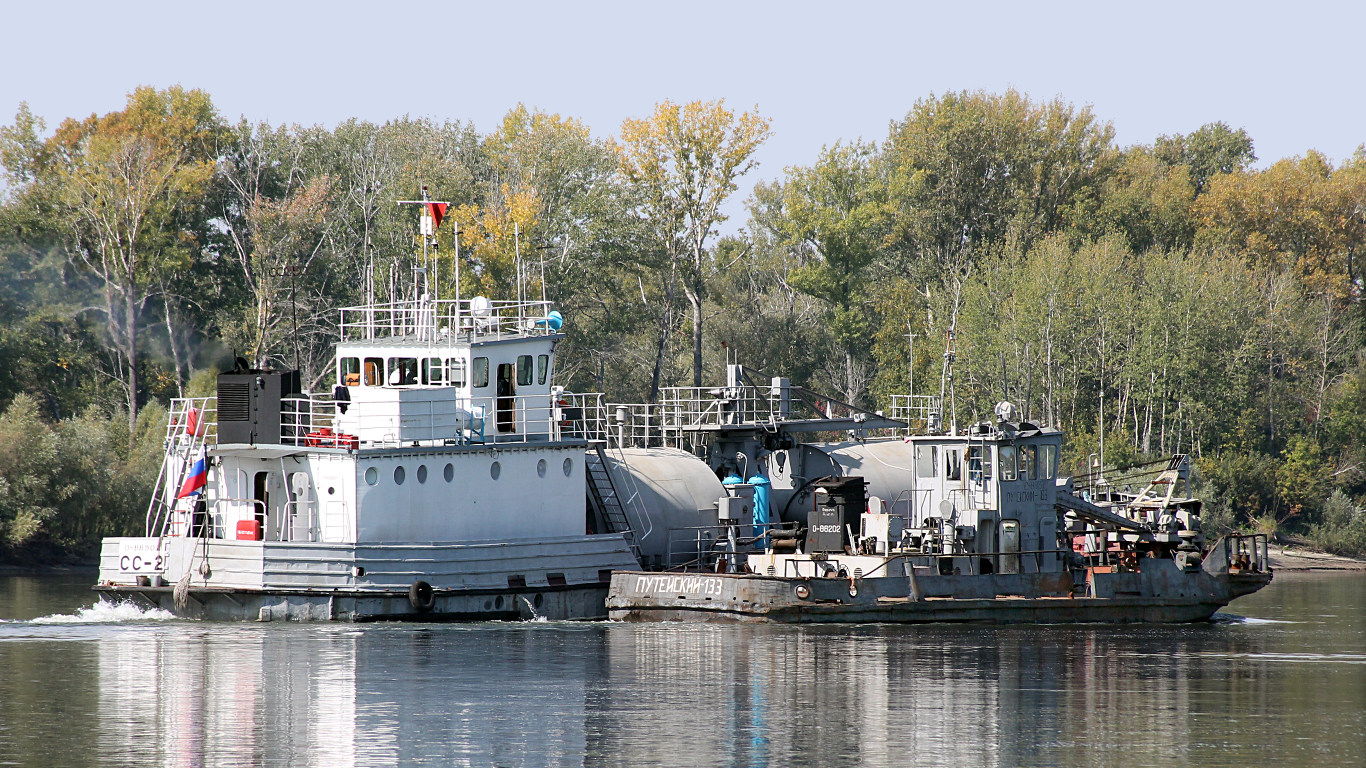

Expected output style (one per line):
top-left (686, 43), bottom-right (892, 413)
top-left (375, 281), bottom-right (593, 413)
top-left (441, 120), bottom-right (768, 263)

top-left (30, 600), bottom-right (176, 624)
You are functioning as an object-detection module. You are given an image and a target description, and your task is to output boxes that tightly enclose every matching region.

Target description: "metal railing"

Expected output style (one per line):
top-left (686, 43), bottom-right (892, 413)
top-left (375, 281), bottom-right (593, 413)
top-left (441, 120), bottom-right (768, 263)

top-left (339, 298), bottom-right (557, 342)
top-left (167, 390), bottom-right (613, 451)
top-left (890, 394), bottom-right (943, 434)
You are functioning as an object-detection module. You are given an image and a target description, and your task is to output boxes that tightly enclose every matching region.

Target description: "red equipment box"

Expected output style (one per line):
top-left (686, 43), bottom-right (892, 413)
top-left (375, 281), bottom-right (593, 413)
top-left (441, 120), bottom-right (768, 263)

top-left (236, 520), bottom-right (262, 541)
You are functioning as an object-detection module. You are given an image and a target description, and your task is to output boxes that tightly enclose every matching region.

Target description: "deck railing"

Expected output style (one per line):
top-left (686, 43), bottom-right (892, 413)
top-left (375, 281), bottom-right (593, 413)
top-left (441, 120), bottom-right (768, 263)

top-left (339, 298), bottom-right (557, 342)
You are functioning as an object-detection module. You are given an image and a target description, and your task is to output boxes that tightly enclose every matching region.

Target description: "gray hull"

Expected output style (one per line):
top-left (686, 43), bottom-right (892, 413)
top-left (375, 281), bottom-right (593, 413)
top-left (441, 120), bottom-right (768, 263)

top-left (606, 564), bottom-right (1273, 624)
top-left (98, 582), bottom-right (611, 622)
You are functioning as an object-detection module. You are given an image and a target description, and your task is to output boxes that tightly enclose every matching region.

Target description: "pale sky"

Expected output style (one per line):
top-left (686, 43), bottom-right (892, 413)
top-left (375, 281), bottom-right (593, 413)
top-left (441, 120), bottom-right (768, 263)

top-left (4, 0), bottom-right (1362, 226)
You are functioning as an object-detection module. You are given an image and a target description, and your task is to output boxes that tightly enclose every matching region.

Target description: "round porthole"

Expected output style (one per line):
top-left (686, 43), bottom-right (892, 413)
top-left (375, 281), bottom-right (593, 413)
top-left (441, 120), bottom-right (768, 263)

top-left (417, 465), bottom-right (428, 484)
top-left (490, 461), bottom-right (501, 480)
top-left (364, 467), bottom-right (378, 486)
top-left (563, 458), bottom-right (573, 477)
top-left (537, 459), bottom-right (547, 478)
top-left (394, 465), bottom-right (406, 485)
top-left (327, 486), bottom-right (335, 496)
top-left (444, 463), bottom-right (454, 482)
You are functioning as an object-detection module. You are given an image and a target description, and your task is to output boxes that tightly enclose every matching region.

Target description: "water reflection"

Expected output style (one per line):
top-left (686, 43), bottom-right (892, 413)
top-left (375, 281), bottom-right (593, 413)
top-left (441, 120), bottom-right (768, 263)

top-left (0, 572), bottom-right (1362, 767)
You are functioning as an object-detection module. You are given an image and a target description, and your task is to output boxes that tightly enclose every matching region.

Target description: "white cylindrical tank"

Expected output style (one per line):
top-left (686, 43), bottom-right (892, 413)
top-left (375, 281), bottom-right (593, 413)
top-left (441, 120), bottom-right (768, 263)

top-left (600, 447), bottom-right (725, 568)
top-left (778, 439), bottom-right (920, 522)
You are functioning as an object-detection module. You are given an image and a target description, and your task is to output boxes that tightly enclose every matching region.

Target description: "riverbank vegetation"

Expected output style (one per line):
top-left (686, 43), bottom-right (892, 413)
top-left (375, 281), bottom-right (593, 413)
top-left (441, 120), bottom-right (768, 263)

top-left (2, 87), bottom-right (1364, 560)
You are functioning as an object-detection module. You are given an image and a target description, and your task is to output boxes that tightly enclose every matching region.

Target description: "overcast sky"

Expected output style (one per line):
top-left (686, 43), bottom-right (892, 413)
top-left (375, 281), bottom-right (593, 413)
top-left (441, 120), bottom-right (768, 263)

top-left (4, 1), bottom-right (1362, 226)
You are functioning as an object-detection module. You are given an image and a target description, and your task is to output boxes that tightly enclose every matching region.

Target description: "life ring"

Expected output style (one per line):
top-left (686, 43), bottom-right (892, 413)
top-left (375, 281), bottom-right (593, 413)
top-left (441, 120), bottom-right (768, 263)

top-left (409, 580), bottom-right (435, 612)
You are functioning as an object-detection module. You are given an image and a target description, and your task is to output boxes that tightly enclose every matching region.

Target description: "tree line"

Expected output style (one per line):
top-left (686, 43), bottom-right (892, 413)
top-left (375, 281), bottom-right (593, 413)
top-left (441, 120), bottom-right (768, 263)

top-left (1, 86), bottom-right (1364, 561)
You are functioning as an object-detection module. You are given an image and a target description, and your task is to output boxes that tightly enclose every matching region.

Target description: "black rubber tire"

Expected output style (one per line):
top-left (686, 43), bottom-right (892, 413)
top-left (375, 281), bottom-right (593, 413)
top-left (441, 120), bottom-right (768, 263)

top-left (409, 580), bottom-right (435, 612)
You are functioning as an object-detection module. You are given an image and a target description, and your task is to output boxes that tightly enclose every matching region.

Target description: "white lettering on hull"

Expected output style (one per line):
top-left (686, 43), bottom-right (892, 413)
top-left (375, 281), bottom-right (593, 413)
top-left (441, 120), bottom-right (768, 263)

top-left (633, 575), bottom-right (725, 597)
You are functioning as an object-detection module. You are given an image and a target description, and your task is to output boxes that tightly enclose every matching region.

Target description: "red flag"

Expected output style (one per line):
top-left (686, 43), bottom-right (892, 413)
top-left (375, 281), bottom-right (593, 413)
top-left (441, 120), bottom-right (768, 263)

top-left (427, 202), bottom-right (448, 230)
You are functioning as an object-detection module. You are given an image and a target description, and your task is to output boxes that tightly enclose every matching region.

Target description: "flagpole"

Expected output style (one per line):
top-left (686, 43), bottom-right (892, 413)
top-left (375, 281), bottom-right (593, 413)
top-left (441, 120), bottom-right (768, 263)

top-left (454, 221), bottom-right (462, 337)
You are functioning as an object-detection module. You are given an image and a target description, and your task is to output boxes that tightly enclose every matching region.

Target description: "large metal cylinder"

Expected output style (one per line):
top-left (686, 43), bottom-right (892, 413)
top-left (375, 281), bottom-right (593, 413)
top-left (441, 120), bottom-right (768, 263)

top-left (600, 447), bottom-right (725, 568)
top-left (769, 439), bottom-right (920, 523)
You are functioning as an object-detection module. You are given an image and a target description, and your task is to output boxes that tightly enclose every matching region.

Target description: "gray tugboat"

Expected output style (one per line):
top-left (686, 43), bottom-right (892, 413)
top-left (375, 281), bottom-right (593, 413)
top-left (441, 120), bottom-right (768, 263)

top-left (601, 366), bottom-right (1272, 624)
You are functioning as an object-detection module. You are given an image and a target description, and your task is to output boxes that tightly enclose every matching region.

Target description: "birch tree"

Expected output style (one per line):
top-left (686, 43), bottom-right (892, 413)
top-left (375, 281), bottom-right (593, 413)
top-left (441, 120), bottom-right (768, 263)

top-left (616, 100), bottom-right (771, 395)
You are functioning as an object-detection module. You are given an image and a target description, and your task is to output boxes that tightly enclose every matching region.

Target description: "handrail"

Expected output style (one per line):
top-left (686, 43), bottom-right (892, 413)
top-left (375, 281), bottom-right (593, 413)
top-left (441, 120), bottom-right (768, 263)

top-left (339, 298), bottom-right (556, 342)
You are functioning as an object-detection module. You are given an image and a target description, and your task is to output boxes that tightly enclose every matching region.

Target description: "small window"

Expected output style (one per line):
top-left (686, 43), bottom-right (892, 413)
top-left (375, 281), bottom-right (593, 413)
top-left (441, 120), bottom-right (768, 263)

top-left (517, 355), bottom-right (533, 386)
top-left (1020, 445), bottom-right (1037, 480)
top-left (945, 449), bottom-right (962, 481)
top-left (364, 358), bottom-right (383, 387)
top-left (537, 354), bottom-right (549, 385)
top-left (1000, 445), bottom-right (1017, 481)
top-left (1040, 444), bottom-right (1058, 480)
top-left (915, 445), bottom-right (937, 478)
top-left (447, 358), bottom-right (467, 388)
top-left (340, 357), bottom-right (361, 388)
top-left (421, 358), bottom-right (444, 385)
top-left (387, 357), bottom-right (417, 386)
top-left (472, 357), bottom-right (489, 388)
top-left (394, 465), bottom-right (406, 485)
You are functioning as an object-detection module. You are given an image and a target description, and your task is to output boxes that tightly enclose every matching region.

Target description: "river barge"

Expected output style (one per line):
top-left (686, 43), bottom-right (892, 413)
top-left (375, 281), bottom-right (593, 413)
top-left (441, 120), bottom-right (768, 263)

top-left (603, 373), bottom-right (1272, 624)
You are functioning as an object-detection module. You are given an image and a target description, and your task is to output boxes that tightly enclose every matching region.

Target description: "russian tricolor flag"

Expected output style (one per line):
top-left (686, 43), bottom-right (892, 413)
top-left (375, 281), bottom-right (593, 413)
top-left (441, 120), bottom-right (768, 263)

top-left (177, 450), bottom-right (207, 498)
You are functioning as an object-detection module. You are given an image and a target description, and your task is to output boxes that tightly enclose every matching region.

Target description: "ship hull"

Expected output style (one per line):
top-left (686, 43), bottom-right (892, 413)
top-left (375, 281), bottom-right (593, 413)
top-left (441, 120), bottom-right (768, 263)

top-left (96, 582), bottom-right (612, 622)
top-left (96, 533), bottom-right (639, 621)
top-left (605, 566), bottom-right (1274, 624)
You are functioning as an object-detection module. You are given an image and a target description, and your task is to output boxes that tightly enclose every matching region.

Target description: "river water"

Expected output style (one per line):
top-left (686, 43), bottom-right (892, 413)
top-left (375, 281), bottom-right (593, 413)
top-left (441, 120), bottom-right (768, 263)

top-left (0, 571), bottom-right (1361, 767)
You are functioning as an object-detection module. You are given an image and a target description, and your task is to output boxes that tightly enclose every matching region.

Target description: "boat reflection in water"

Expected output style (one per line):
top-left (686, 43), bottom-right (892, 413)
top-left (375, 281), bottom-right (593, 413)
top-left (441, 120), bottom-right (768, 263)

top-left (81, 576), bottom-right (1362, 768)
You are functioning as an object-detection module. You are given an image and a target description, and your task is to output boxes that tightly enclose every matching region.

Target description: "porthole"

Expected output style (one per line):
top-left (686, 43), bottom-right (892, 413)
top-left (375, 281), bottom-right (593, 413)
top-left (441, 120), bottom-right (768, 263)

top-left (537, 459), bottom-right (547, 478)
top-left (364, 467), bottom-right (378, 486)
top-left (490, 461), bottom-right (501, 480)
top-left (563, 458), bottom-right (573, 477)
top-left (533, 593), bottom-right (544, 609)
top-left (444, 463), bottom-right (454, 482)
top-left (394, 465), bottom-right (406, 485)
top-left (327, 486), bottom-right (335, 495)
top-left (417, 464), bottom-right (428, 484)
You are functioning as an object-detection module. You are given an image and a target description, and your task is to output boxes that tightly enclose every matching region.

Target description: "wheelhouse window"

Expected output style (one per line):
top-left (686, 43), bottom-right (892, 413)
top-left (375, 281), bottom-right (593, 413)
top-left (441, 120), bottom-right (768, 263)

top-left (472, 357), bottom-right (489, 388)
top-left (447, 358), bottom-right (467, 388)
top-left (421, 357), bottom-right (444, 385)
top-left (537, 354), bottom-right (549, 385)
top-left (1020, 445), bottom-right (1037, 480)
top-left (1000, 445), bottom-right (1017, 481)
top-left (364, 357), bottom-right (383, 387)
top-left (340, 357), bottom-right (360, 387)
top-left (387, 357), bottom-right (418, 386)
top-left (1040, 444), bottom-right (1058, 479)
top-left (945, 448), bottom-right (962, 481)
top-left (517, 355), bottom-right (533, 386)
top-left (915, 445), bottom-right (937, 478)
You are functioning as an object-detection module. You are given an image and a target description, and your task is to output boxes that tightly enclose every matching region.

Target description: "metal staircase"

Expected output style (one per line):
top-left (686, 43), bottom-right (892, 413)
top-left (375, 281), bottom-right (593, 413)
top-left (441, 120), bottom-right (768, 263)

top-left (585, 442), bottom-right (641, 564)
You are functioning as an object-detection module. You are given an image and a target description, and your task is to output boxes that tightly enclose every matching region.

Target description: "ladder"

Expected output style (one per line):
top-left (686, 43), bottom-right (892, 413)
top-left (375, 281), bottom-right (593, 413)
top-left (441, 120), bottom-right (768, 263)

top-left (585, 442), bottom-right (641, 564)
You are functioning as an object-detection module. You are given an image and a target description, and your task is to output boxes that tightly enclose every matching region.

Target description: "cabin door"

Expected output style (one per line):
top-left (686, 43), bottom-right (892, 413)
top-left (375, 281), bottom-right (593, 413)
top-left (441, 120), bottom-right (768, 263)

top-left (1000, 519), bottom-right (1021, 574)
top-left (289, 472), bottom-right (316, 542)
top-left (496, 363), bottom-right (516, 432)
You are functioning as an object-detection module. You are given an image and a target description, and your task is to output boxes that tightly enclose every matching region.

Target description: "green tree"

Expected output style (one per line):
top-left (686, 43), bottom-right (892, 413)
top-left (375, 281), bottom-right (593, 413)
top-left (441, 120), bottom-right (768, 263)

top-left (616, 99), bottom-right (771, 395)
top-left (754, 141), bottom-right (886, 403)
top-left (2, 87), bottom-right (221, 440)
